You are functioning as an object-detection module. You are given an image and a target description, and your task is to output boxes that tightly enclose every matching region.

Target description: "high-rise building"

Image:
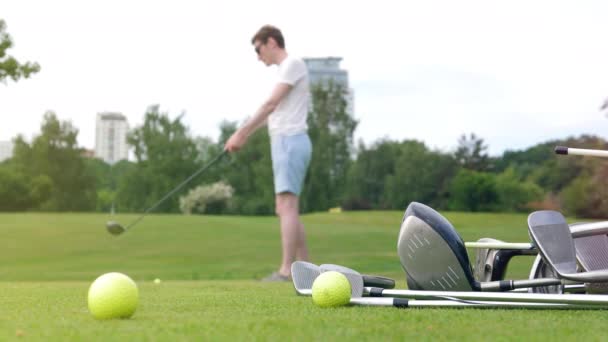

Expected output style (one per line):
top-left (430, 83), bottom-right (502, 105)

top-left (0, 140), bottom-right (14, 162)
top-left (303, 57), bottom-right (354, 115)
top-left (95, 112), bottom-right (129, 164)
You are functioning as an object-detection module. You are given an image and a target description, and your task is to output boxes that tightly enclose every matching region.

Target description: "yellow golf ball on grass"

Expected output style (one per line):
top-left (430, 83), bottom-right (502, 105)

top-left (88, 272), bottom-right (139, 320)
top-left (312, 271), bottom-right (351, 308)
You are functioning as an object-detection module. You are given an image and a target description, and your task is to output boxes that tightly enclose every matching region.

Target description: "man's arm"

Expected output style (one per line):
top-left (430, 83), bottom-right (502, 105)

top-left (225, 83), bottom-right (292, 152)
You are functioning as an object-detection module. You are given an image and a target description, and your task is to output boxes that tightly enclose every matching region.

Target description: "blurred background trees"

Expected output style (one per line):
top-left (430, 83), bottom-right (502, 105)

top-left (2, 84), bottom-right (608, 218)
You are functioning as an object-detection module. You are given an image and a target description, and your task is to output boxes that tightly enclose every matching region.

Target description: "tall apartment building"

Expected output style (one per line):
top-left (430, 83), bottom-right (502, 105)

top-left (303, 57), bottom-right (354, 116)
top-left (0, 140), bottom-right (14, 162)
top-left (95, 112), bottom-right (129, 164)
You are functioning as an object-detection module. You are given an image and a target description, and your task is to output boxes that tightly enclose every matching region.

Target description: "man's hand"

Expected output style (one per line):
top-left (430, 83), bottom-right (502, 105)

top-left (224, 130), bottom-right (248, 152)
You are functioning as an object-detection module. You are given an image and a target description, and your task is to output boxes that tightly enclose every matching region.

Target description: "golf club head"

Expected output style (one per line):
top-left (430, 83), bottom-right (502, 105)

top-left (398, 202), bottom-right (478, 291)
top-left (473, 238), bottom-right (538, 282)
top-left (528, 211), bottom-right (578, 277)
top-left (319, 264), bottom-right (365, 298)
top-left (318, 264), bottom-right (395, 289)
top-left (106, 221), bottom-right (126, 236)
top-left (573, 234), bottom-right (608, 294)
top-left (473, 238), bottom-right (504, 282)
top-left (291, 261), bottom-right (320, 296)
top-left (528, 210), bottom-right (608, 283)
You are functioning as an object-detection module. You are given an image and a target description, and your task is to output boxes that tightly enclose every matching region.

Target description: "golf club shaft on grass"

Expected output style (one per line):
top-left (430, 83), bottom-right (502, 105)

top-left (350, 297), bottom-right (593, 309)
top-left (107, 150), bottom-right (227, 234)
top-left (291, 262), bottom-right (608, 309)
top-left (365, 287), bottom-right (608, 306)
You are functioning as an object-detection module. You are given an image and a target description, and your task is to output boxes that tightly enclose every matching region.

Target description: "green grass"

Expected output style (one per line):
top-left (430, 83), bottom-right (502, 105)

top-left (0, 211), bottom-right (606, 340)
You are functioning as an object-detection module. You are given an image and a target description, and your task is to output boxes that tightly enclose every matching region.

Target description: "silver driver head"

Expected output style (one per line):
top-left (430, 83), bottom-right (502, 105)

top-left (106, 221), bottom-right (126, 236)
top-left (398, 202), bottom-right (477, 291)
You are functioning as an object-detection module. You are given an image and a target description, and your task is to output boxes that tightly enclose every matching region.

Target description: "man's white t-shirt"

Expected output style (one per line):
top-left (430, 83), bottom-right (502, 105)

top-left (268, 56), bottom-right (309, 137)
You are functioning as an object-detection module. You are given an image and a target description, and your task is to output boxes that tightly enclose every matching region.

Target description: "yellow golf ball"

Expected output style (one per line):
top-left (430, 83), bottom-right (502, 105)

top-left (311, 271), bottom-right (351, 308)
top-left (88, 272), bottom-right (139, 320)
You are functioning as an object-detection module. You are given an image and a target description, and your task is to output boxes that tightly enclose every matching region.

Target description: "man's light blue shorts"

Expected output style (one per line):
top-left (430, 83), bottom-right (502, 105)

top-left (270, 133), bottom-right (312, 196)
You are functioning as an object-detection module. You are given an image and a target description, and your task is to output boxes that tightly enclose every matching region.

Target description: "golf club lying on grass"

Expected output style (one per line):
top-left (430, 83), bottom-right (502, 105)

top-left (290, 261), bottom-right (604, 309)
top-left (106, 150), bottom-right (227, 236)
top-left (468, 221), bottom-right (608, 294)
top-left (291, 262), bottom-right (395, 296)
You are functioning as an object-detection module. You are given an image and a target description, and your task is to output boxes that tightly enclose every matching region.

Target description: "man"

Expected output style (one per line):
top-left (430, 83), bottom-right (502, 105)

top-left (224, 25), bottom-right (312, 281)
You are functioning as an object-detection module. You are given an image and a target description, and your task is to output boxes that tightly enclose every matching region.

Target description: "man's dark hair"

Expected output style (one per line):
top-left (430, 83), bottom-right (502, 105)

top-left (251, 25), bottom-right (285, 48)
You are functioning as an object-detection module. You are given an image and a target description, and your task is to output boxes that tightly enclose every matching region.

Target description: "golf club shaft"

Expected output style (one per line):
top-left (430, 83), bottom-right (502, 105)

top-left (350, 297), bottom-right (595, 309)
top-left (466, 242), bottom-right (534, 250)
top-left (465, 221), bottom-right (608, 250)
top-left (555, 146), bottom-right (608, 158)
top-left (124, 150), bottom-right (227, 230)
top-left (365, 287), bottom-right (608, 306)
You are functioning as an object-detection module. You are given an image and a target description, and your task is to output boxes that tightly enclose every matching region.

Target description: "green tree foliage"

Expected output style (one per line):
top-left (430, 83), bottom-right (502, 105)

top-left (561, 161), bottom-right (608, 218)
top-left (85, 158), bottom-right (136, 212)
top-left (343, 140), bottom-right (403, 209)
top-left (385, 141), bottom-right (458, 210)
top-left (0, 20), bottom-right (40, 83)
top-left (216, 121), bottom-right (274, 215)
top-left (116, 106), bottom-right (200, 213)
top-left (302, 82), bottom-right (358, 212)
top-left (454, 133), bottom-right (491, 171)
top-left (561, 174), bottom-right (593, 217)
top-left (448, 169), bottom-right (498, 212)
top-left (343, 139), bottom-right (458, 210)
top-left (10, 112), bottom-right (96, 211)
top-left (529, 135), bottom-right (607, 193)
top-left (494, 167), bottom-right (543, 212)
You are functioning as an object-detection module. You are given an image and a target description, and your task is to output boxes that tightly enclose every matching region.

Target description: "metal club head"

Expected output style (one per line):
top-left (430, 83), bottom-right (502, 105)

top-left (528, 210), bottom-right (608, 283)
top-left (397, 202), bottom-right (478, 291)
top-left (319, 264), bottom-right (365, 298)
top-left (106, 221), bottom-right (126, 236)
top-left (291, 261), bottom-right (321, 296)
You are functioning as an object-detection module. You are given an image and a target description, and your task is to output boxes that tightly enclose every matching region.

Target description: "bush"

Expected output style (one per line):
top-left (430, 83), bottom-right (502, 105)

top-left (179, 181), bottom-right (234, 215)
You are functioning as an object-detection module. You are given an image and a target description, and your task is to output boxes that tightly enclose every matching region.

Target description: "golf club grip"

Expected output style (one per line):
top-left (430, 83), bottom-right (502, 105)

top-left (555, 146), bottom-right (608, 158)
top-left (362, 274), bottom-right (395, 289)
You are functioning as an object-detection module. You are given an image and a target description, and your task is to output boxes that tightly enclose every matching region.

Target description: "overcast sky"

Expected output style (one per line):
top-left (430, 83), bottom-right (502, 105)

top-left (1, 0), bottom-right (608, 156)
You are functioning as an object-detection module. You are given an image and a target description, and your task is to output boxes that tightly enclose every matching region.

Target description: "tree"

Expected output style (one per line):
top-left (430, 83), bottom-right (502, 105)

top-left (302, 82), bottom-right (358, 212)
top-left (116, 106), bottom-right (201, 213)
top-left (494, 167), bottom-right (543, 212)
top-left (0, 20), bottom-right (40, 83)
top-left (385, 141), bottom-right (458, 210)
top-left (216, 121), bottom-right (274, 215)
top-left (343, 139), bottom-right (403, 209)
top-left (454, 133), bottom-right (491, 171)
top-left (10, 112), bottom-right (96, 211)
top-left (85, 158), bottom-right (136, 212)
top-left (448, 169), bottom-right (498, 212)
top-left (343, 139), bottom-right (458, 210)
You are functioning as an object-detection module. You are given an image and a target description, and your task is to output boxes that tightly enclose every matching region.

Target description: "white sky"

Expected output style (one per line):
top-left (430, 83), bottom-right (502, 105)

top-left (1, 0), bottom-right (607, 156)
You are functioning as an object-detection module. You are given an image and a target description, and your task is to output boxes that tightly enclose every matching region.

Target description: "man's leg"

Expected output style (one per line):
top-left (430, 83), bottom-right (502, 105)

top-left (295, 220), bottom-right (309, 262)
top-left (276, 192), bottom-right (308, 276)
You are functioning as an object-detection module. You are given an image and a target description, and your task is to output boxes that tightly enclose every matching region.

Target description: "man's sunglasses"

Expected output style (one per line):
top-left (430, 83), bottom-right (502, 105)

top-left (254, 43), bottom-right (264, 55)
